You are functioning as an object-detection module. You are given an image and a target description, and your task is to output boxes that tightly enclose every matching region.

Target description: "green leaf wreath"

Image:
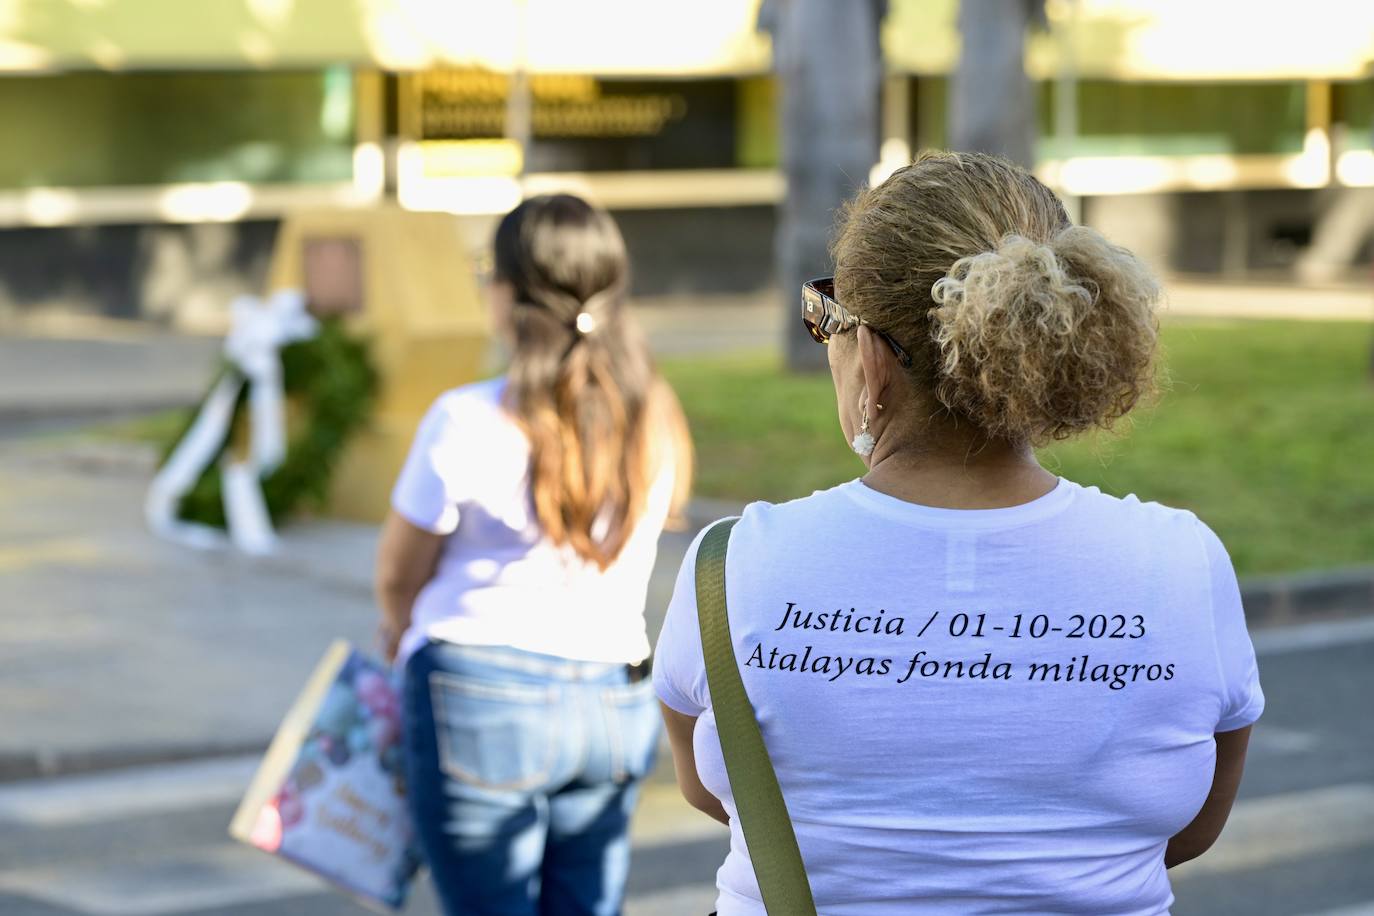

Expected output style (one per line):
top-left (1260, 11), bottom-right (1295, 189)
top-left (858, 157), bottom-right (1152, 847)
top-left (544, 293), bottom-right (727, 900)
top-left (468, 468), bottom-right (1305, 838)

top-left (163, 318), bottom-right (378, 528)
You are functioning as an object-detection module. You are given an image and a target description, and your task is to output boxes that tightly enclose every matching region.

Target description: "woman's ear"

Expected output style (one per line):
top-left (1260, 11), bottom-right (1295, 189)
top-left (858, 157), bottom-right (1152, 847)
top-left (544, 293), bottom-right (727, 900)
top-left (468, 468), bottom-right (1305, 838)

top-left (856, 325), bottom-right (893, 412)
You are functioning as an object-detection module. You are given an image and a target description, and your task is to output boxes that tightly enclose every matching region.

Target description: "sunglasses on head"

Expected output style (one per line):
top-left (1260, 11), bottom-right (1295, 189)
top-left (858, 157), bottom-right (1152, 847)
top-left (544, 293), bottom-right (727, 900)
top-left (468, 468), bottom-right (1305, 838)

top-left (801, 277), bottom-right (913, 368)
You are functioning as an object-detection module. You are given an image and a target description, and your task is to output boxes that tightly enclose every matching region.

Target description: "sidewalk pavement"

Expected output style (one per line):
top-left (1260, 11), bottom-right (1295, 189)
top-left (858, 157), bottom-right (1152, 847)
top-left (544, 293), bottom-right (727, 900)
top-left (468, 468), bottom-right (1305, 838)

top-left (0, 322), bottom-right (220, 423)
top-left (0, 434), bottom-right (712, 781)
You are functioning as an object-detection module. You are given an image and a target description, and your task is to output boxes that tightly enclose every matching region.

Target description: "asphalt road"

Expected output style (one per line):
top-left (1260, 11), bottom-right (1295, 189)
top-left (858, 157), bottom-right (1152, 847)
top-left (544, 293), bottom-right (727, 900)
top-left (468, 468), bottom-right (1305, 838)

top-left (0, 618), bottom-right (1370, 916)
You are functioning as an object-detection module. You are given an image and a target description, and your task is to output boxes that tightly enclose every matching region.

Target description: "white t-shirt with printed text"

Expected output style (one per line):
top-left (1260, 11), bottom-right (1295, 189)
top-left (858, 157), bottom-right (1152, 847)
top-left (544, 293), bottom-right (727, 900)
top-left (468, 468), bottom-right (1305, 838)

top-left (391, 377), bottom-right (674, 667)
top-left (654, 476), bottom-right (1264, 916)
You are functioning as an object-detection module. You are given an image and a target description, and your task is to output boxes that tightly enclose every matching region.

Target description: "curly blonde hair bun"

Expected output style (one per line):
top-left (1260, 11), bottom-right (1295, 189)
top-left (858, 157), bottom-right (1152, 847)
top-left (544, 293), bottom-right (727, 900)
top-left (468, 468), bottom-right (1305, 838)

top-left (833, 151), bottom-right (1161, 445)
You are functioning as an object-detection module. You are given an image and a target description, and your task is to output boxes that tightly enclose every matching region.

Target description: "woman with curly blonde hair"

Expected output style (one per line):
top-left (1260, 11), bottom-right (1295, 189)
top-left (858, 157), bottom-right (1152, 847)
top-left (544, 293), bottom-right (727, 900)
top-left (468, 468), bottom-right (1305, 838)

top-left (654, 152), bottom-right (1263, 914)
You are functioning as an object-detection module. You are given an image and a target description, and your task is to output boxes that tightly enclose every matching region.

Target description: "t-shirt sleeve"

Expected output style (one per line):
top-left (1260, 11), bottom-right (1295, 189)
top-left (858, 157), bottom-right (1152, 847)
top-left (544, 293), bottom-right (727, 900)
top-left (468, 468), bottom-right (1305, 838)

top-left (1196, 518), bottom-right (1265, 732)
top-left (390, 397), bottom-right (466, 535)
top-left (652, 523), bottom-right (715, 717)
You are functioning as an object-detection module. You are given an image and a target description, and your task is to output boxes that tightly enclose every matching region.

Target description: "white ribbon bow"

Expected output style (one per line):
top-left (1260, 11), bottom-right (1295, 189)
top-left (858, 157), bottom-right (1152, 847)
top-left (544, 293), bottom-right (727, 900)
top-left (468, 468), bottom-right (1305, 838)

top-left (145, 290), bottom-right (319, 555)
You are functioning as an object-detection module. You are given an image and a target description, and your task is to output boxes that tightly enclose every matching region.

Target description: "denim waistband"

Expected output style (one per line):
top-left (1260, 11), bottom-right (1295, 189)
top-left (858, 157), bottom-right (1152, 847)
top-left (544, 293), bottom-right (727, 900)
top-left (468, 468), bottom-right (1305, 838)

top-left (424, 640), bottom-right (646, 683)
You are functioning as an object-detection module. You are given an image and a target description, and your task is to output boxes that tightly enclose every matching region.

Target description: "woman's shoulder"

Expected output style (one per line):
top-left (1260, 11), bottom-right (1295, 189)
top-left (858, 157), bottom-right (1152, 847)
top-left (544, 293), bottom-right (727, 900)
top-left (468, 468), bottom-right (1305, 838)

top-left (742, 481), bottom-right (857, 523)
top-left (1060, 481), bottom-right (1235, 580)
top-left (420, 376), bottom-right (512, 433)
top-left (1066, 479), bottom-right (1209, 536)
top-left (429, 376), bottom-right (508, 416)
top-left (693, 482), bottom-right (858, 558)
top-left (407, 377), bottom-right (522, 466)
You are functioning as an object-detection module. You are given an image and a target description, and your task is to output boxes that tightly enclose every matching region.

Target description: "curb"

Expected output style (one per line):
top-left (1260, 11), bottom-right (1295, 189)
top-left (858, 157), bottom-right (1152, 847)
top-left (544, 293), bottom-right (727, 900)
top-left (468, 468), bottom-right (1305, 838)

top-left (0, 739), bottom-right (269, 784)
top-left (0, 399), bottom-right (193, 425)
top-left (0, 736), bottom-right (684, 788)
top-left (1240, 566), bottom-right (1374, 628)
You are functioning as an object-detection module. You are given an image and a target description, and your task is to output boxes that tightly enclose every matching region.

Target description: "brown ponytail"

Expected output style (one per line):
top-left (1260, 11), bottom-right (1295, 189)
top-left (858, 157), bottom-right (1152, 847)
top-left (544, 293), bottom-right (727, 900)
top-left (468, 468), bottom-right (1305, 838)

top-left (495, 194), bottom-right (692, 570)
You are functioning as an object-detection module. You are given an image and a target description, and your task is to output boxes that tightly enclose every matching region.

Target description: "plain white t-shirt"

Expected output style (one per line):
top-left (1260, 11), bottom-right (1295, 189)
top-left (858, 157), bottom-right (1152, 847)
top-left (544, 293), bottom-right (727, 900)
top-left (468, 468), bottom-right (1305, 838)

top-left (654, 476), bottom-right (1264, 916)
top-left (391, 377), bottom-right (675, 667)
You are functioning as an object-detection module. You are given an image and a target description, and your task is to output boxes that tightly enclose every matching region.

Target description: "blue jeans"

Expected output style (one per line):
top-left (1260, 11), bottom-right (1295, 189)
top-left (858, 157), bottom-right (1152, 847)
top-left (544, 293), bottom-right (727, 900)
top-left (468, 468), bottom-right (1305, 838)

top-left (402, 640), bottom-right (662, 916)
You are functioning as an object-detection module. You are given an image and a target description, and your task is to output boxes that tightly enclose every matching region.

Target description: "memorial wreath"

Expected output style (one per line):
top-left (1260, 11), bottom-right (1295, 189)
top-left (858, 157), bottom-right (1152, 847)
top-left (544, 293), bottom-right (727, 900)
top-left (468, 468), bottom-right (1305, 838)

top-left (146, 290), bottom-right (377, 553)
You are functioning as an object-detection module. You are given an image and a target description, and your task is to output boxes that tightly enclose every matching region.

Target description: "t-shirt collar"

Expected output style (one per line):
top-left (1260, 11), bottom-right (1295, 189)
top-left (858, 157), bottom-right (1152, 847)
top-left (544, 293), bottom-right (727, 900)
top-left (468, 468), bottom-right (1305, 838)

top-left (839, 475), bottom-right (1077, 530)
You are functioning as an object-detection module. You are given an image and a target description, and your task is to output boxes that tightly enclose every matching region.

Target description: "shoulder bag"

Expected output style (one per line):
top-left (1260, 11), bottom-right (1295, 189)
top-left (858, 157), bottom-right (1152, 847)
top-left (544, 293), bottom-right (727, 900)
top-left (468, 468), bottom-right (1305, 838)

top-left (695, 518), bottom-right (818, 916)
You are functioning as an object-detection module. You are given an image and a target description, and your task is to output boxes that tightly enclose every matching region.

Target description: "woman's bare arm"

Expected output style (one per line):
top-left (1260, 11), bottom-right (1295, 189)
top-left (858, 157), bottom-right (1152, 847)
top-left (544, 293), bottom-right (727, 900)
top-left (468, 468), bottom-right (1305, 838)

top-left (374, 511), bottom-right (445, 662)
top-left (1165, 725), bottom-right (1253, 868)
top-left (661, 703), bottom-right (730, 825)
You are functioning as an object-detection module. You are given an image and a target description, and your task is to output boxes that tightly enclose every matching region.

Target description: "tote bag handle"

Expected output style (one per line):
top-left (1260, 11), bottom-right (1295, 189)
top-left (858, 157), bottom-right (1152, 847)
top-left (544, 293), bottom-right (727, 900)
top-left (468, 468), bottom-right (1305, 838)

top-left (695, 518), bottom-right (818, 915)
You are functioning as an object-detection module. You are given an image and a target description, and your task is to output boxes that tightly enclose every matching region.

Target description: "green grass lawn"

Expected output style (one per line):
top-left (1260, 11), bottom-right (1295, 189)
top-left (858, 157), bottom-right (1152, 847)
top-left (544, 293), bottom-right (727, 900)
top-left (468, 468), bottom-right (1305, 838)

top-left (660, 319), bottom-right (1374, 576)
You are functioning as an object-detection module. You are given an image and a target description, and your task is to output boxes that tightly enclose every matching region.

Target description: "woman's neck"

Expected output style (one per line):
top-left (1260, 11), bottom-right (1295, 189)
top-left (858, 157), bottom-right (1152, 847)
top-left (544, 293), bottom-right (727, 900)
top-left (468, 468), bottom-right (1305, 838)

top-left (861, 439), bottom-right (1058, 511)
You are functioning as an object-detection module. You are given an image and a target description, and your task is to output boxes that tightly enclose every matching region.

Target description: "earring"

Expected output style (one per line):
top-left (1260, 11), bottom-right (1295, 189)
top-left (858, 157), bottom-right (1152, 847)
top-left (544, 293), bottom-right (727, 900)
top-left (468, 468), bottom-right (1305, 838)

top-left (851, 402), bottom-right (876, 457)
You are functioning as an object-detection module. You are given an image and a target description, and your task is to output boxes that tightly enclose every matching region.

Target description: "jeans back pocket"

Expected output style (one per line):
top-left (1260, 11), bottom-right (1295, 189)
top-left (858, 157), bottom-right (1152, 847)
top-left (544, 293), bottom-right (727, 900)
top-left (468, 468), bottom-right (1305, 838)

top-left (601, 677), bottom-right (662, 783)
top-left (429, 673), bottom-right (560, 792)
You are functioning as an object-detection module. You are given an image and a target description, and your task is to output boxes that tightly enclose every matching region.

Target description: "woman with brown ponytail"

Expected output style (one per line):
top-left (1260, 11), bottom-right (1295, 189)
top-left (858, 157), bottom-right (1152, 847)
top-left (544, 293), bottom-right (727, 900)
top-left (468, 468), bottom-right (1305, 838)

top-left (654, 152), bottom-right (1263, 914)
top-left (375, 194), bottom-right (692, 915)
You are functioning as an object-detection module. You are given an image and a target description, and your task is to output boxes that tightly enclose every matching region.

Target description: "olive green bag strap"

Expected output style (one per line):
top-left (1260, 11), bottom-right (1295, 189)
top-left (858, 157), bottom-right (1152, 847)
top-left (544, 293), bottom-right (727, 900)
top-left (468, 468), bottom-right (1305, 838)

top-left (695, 518), bottom-right (818, 916)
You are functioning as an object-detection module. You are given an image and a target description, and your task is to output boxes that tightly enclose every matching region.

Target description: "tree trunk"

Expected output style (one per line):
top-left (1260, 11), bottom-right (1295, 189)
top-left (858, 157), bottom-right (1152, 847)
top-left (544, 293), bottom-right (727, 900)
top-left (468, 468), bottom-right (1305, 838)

top-left (949, 0), bottom-right (1041, 167)
top-left (769, 0), bottom-right (883, 372)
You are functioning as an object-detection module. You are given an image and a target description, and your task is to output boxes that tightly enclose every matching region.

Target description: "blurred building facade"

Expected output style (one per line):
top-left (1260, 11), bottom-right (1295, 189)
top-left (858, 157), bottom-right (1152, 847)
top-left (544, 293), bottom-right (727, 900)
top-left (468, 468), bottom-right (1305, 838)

top-left (2, 0), bottom-right (1373, 323)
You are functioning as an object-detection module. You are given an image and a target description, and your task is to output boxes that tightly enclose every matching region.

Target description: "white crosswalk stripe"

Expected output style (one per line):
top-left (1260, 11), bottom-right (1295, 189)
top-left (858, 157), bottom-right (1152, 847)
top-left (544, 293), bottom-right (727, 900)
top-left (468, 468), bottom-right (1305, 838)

top-left (0, 845), bottom-right (325, 916)
top-left (1247, 723), bottom-right (1322, 756)
top-left (0, 757), bottom-right (722, 915)
top-left (626, 885), bottom-right (721, 916)
top-left (1252, 616), bottom-right (1374, 655)
top-left (0, 755), bottom-right (259, 827)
